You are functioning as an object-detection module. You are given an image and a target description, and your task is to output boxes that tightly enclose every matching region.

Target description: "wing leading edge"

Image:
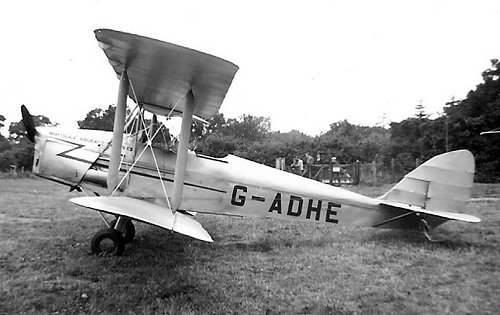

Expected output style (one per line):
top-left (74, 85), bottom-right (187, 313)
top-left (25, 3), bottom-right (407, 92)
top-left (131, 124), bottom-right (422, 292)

top-left (94, 29), bottom-right (239, 119)
top-left (71, 196), bottom-right (213, 242)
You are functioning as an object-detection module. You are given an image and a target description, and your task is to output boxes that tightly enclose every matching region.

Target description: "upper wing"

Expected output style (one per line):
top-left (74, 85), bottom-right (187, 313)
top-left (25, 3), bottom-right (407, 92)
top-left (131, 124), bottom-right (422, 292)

top-left (71, 196), bottom-right (213, 242)
top-left (95, 29), bottom-right (239, 119)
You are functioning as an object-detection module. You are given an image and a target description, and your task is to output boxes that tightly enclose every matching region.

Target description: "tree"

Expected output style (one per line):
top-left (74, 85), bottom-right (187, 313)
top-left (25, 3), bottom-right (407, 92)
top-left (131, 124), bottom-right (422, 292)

top-left (0, 115), bottom-right (9, 153)
top-left (444, 59), bottom-right (500, 181)
top-left (203, 113), bottom-right (228, 136)
top-left (197, 114), bottom-right (272, 158)
top-left (8, 115), bottom-right (53, 144)
top-left (78, 105), bottom-right (116, 131)
top-left (235, 130), bottom-right (313, 166)
top-left (224, 115), bottom-right (271, 141)
top-left (0, 114), bottom-right (54, 171)
top-left (316, 120), bottom-right (390, 163)
top-left (386, 59), bottom-right (500, 182)
top-left (415, 100), bottom-right (429, 119)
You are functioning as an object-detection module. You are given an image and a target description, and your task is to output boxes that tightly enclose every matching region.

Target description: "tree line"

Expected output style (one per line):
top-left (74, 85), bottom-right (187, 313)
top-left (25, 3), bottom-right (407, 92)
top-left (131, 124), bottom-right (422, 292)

top-left (1, 61), bottom-right (499, 182)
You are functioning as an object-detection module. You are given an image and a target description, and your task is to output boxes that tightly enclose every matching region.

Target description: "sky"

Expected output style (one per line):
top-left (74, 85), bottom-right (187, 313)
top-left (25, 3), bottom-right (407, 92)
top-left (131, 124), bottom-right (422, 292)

top-left (1, 0), bottom-right (500, 136)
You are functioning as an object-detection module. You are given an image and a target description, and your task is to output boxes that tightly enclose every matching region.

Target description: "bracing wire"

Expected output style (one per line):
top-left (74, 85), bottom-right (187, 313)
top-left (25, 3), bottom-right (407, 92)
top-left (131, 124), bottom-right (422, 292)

top-left (111, 78), bottom-right (185, 213)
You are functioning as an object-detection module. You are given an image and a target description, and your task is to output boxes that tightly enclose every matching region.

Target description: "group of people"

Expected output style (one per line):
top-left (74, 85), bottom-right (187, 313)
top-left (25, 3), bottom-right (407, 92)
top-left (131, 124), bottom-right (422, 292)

top-left (290, 152), bottom-right (341, 176)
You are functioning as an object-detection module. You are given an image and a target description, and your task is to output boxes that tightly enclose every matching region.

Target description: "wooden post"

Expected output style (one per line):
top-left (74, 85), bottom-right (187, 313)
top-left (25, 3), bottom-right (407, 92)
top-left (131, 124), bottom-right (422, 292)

top-left (329, 162), bottom-right (333, 185)
top-left (391, 158), bottom-right (395, 182)
top-left (354, 160), bottom-right (360, 185)
top-left (371, 160), bottom-right (377, 185)
top-left (275, 158), bottom-right (285, 170)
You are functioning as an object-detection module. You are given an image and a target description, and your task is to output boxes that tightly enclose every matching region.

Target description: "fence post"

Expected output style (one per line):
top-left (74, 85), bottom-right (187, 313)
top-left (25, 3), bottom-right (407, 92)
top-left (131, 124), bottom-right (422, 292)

top-left (391, 158), bottom-right (395, 182)
top-left (371, 160), bottom-right (377, 185)
top-left (354, 160), bottom-right (360, 185)
top-left (276, 157), bottom-right (286, 170)
top-left (328, 162), bottom-right (333, 185)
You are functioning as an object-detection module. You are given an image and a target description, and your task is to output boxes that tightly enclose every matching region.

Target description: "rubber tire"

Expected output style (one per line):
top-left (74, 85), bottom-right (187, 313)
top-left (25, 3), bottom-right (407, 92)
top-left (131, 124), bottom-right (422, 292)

top-left (110, 218), bottom-right (136, 243)
top-left (90, 228), bottom-right (126, 256)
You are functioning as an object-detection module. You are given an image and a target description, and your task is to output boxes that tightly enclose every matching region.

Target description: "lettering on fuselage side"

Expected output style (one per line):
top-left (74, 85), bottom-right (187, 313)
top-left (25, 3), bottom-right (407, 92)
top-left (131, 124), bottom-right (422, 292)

top-left (269, 193), bottom-right (282, 214)
top-left (326, 202), bottom-right (340, 224)
top-left (306, 199), bottom-right (322, 221)
top-left (232, 186), bottom-right (267, 205)
top-left (231, 185), bottom-right (247, 206)
top-left (49, 131), bottom-right (106, 146)
top-left (287, 195), bottom-right (303, 217)
top-left (230, 185), bottom-right (340, 224)
top-left (251, 195), bottom-right (266, 202)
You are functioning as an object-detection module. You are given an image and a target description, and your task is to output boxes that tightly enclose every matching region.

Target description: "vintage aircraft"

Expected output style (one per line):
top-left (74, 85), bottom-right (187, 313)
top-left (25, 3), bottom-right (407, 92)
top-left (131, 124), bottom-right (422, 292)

top-left (21, 29), bottom-right (480, 256)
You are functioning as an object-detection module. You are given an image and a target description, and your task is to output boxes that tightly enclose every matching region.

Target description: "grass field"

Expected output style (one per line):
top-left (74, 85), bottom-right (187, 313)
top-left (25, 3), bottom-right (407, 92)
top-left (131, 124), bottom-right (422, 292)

top-left (1, 178), bottom-right (499, 314)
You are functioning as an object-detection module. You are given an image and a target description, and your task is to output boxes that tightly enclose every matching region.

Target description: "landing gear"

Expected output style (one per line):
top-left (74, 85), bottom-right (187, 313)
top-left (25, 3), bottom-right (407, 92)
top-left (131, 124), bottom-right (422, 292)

top-left (91, 228), bottom-right (126, 256)
top-left (90, 217), bottom-right (136, 256)
top-left (109, 218), bottom-right (136, 243)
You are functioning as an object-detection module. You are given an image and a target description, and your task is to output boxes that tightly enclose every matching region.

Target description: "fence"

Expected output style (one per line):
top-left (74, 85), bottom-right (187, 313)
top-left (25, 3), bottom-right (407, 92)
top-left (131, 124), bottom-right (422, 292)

top-left (277, 157), bottom-right (414, 186)
top-left (276, 158), bottom-right (360, 186)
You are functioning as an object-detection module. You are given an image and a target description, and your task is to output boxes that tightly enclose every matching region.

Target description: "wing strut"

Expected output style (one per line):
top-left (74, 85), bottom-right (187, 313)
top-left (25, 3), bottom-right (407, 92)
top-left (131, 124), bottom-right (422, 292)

top-left (107, 71), bottom-right (129, 194)
top-left (171, 89), bottom-right (195, 212)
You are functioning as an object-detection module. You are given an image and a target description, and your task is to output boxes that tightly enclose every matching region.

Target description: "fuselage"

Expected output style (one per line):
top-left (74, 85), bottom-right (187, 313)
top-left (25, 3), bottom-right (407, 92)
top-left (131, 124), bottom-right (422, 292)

top-left (32, 127), bottom-right (405, 229)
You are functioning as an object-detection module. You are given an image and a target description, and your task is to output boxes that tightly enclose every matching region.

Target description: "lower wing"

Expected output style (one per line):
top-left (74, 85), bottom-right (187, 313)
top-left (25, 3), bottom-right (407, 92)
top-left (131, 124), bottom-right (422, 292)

top-left (71, 196), bottom-right (213, 242)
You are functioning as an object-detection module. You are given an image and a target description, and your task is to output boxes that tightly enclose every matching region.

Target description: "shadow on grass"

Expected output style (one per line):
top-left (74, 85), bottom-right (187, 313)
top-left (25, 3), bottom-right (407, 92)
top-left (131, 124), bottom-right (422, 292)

top-left (213, 240), bottom-right (275, 253)
top-left (367, 228), bottom-right (498, 252)
top-left (211, 233), bottom-right (347, 254)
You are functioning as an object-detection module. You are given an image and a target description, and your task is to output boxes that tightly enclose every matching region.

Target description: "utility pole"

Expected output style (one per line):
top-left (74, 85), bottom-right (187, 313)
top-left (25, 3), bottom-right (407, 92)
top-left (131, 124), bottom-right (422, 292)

top-left (415, 100), bottom-right (427, 119)
top-left (445, 114), bottom-right (449, 152)
top-left (444, 98), bottom-right (460, 152)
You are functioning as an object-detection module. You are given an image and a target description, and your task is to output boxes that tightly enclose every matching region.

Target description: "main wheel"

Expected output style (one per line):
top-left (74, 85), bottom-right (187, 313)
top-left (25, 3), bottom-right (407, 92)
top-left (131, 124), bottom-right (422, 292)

top-left (91, 228), bottom-right (126, 256)
top-left (109, 218), bottom-right (136, 243)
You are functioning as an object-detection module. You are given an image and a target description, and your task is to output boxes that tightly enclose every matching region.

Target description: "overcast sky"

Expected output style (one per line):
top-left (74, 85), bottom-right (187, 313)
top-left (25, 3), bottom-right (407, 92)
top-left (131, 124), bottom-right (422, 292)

top-left (2, 0), bottom-right (499, 136)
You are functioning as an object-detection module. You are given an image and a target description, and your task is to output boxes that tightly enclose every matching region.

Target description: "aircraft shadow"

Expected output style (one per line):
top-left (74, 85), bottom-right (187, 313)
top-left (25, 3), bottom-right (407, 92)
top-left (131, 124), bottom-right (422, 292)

top-left (367, 229), bottom-right (497, 251)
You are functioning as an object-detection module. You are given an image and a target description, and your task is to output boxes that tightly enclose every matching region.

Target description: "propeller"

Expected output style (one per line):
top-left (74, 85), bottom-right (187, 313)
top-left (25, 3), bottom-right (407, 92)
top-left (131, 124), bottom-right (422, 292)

top-left (21, 105), bottom-right (36, 142)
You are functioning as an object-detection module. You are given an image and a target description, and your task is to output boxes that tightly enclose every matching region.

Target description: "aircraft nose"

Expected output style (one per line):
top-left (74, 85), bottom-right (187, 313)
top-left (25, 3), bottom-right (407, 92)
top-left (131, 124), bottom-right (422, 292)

top-left (21, 105), bottom-right (36, 142)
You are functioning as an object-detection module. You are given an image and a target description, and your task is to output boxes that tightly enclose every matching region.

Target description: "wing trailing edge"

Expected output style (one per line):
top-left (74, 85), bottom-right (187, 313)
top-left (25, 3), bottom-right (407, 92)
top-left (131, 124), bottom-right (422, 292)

top-left (71, 196), bottom-right (213, 242)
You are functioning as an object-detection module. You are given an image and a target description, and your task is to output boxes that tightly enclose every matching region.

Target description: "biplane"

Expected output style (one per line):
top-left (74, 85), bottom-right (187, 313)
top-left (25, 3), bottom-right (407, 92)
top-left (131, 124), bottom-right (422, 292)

top-left (21, 29), bottom-right (480, 256)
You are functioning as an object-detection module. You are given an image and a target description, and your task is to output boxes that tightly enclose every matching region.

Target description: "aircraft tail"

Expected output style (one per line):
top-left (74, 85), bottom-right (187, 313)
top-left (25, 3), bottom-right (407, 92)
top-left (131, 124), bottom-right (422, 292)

top-left (378, 150), bottom-right (480, 224)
